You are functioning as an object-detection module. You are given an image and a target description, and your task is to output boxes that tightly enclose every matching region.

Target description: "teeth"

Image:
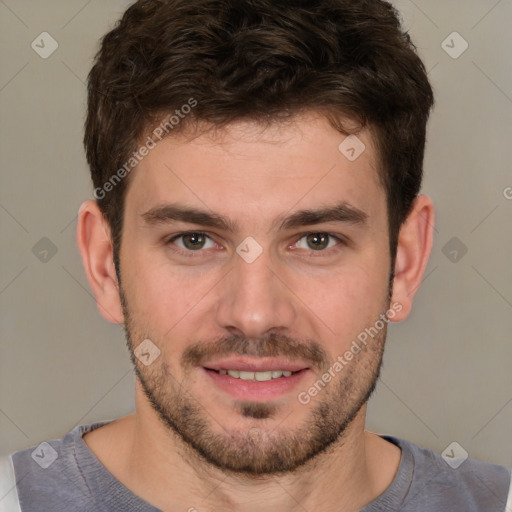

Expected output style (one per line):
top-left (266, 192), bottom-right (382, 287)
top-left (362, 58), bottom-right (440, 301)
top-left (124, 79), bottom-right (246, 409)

top-left (218, 369), bottom-right (295, 381)
top-left (255, 371), bottom-right (272, 381)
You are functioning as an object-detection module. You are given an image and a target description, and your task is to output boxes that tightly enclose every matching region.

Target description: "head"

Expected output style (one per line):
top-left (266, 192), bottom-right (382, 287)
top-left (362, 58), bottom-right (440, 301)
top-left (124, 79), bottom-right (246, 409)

top-left (78, 0), bottom-right (434, 476)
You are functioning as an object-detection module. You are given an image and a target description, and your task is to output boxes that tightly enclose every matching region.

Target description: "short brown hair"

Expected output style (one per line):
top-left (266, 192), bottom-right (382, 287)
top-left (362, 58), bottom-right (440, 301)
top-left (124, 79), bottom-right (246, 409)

top-left (84, 0), bottom-right (434, 272)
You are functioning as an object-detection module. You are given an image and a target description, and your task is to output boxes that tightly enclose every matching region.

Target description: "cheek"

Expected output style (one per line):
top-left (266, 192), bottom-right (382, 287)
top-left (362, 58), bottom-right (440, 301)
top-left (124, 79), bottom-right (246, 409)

top-left (300, 263), bottom-right (388, 341)
top-left (122, 250), bottom-right (222, 341)
top-left (121, 248), bottom-right (176, 319)
top-left (314, 258), bottom-right (385, 303)
top-left (127, 266), bottom-right (194, 319)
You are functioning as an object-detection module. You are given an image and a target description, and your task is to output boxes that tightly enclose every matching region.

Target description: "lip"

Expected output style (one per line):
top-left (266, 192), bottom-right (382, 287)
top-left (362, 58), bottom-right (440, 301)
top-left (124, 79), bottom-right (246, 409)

top-left (201, 366), bottom-right (311, 402)
top-left (202, 356), bottom-right (309, 373)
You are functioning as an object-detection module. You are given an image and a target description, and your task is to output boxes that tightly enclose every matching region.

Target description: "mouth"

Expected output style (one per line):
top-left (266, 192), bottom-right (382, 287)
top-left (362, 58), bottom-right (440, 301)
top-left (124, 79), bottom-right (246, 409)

top-left (204, 368), bottom-right (302, 381)
top-left (201, 357), bottom-right (311, 401)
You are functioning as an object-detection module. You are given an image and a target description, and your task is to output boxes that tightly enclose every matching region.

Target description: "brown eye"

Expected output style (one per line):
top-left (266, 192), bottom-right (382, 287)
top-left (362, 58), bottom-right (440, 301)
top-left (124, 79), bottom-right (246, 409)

top-left (182, 233), bottom-right (207, 250)
top-left (306, 233), bottom-right (329, 250)
top-left (294, 233), bottom-right (343, 252)
top-left (169, 232), bottom-right (215, 251)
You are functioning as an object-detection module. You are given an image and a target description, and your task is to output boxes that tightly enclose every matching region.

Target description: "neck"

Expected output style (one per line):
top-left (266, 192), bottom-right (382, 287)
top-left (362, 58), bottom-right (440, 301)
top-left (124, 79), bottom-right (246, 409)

top-left (84, 383), bottom-right (401, 512)
top-left (116, 397), bottom-right (397, 512)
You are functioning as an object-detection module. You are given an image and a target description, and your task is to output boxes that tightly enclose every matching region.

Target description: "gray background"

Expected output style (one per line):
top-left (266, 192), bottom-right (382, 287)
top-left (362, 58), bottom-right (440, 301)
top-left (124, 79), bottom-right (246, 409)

top-left (1, 0), bottom-right (511, 469)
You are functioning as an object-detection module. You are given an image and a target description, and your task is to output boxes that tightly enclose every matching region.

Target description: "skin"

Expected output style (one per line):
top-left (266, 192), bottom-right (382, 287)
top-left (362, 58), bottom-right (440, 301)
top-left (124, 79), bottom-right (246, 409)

top-left (77, 111), bottom-right (434, 512)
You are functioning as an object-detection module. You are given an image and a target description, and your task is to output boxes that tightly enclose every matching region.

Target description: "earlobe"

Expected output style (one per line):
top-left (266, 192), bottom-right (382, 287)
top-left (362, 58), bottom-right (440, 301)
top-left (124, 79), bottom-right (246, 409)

top-left (76, 200), bottom-right (124, 324)
top-left (389, 194), bottom-right (435, 322)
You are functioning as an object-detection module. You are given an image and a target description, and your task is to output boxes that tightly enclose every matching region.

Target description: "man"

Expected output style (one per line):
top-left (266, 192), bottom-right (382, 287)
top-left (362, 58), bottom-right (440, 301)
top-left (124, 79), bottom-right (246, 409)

top-left (1, 0), bottom-right (510, 511)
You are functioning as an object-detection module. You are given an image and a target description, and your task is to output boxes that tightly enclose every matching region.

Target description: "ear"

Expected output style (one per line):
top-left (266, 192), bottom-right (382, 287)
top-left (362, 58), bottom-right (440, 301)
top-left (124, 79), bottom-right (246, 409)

top-left (76, 200), bottom-right (124, 324)
top-left (389, 194), bottom-right (435, 322)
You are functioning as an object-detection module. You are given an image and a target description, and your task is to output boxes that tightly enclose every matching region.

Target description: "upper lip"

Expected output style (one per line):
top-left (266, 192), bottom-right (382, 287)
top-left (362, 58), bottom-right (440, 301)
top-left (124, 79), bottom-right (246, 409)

top-left (202, 357), bottom-right (309, 373)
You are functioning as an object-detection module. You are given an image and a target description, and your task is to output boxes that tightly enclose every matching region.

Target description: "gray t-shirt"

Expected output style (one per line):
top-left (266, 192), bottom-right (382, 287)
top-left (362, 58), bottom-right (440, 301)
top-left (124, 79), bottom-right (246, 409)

top-left (1, 420), bottom-right (511, 512)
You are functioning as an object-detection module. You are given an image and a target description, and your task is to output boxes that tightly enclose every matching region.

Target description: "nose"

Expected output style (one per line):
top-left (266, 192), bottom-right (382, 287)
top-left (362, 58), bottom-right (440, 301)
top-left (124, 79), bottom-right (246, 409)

top-left (215, 248), bottom-right (297, 339)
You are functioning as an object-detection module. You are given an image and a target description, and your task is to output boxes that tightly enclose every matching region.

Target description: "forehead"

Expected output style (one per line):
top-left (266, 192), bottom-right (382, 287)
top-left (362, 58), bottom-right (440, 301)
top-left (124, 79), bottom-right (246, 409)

top-left (124, 113), bottom-right (385, 225)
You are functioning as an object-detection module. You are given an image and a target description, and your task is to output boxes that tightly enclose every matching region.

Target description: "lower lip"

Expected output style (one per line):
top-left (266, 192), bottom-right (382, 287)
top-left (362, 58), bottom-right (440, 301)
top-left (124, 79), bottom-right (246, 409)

top-left (202, 368), bottom-right (310, 401)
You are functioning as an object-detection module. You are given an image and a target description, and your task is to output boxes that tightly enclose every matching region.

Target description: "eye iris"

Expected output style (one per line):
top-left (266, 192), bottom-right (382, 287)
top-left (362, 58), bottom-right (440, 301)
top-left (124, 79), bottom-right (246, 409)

top-left (307, 233), bottom-right (329, 250)
top-left (183, 233), bottom-right (205, 250)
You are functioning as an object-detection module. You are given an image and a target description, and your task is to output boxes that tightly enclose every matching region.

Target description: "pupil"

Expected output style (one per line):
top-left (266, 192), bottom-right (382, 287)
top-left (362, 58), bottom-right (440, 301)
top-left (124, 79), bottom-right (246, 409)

top-left (307, 233), bottom-right (328, 250)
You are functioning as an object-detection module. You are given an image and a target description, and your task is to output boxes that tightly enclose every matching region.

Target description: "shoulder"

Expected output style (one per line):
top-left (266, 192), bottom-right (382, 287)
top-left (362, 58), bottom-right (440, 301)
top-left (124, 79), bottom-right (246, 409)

top-left (390, 436), bottom-right (512, 512)
top-left (1, 421), bottom-right (113, 512)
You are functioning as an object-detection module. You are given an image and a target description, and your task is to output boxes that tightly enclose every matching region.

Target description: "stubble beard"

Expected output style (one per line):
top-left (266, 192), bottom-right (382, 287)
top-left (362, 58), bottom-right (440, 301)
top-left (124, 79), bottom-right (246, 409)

top-left (120, 285), bottom-right (388, 476)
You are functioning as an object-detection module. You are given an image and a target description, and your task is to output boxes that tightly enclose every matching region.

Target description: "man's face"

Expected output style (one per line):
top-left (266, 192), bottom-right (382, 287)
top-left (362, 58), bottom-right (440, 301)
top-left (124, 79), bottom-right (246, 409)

top-left (118, 113), bottom-right (393, 475)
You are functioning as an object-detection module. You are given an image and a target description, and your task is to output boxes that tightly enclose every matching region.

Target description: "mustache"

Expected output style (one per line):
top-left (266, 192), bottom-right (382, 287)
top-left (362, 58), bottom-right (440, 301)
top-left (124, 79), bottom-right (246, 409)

top-left (181, 332), bottom-right (329, 371)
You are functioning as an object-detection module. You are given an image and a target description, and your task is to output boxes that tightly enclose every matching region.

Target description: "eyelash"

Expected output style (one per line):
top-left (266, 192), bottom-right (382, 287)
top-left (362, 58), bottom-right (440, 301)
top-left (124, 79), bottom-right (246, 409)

top-left (165, 231), bottom-right (347, 257)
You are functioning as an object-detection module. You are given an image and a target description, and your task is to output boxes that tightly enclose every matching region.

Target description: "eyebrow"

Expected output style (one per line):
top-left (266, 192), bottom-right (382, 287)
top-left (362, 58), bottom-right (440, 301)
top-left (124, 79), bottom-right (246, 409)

top-left (141, 201), bottom-right (368, 232)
